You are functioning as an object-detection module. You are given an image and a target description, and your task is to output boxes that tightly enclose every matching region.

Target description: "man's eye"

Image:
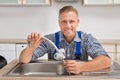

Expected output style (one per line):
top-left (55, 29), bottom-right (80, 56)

top-left (70, 21), bottom-right (74, 23)
top-left (61, 21), bottom-right (66, 24)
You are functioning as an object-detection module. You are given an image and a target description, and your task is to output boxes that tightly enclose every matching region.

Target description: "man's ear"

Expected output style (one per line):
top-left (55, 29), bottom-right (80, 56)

top-left (78, 19), bottom-right (80, 23)
top-left (58, 20), bottom-right (61, 28)
top-left (77, 19), bottom-right (80, 27)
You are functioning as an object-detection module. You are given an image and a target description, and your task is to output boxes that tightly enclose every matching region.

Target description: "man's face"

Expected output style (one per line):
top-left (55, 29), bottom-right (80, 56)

top-left (59, 11), bottom-right (79, 38)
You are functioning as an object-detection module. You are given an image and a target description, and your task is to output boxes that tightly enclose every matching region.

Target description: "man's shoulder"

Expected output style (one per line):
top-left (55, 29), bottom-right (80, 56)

top-left (78, 31), bottom-right (90, 37)
top-left (44, 31), bottom-right (60, 37)
top-left (79, 31), bottom-right (97, 40)
top-left (44, 31), bottom-right (61, 41)
top-left (44, 33), bottom-right (55, 39)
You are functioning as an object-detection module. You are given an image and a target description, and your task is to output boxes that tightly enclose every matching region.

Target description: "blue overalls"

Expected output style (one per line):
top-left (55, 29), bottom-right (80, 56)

top-left (55, 31), bottom-right (81, 60)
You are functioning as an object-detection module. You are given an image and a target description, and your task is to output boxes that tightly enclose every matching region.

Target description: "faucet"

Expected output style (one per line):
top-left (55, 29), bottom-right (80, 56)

top-left (42, 37), bottom-right (65, 60)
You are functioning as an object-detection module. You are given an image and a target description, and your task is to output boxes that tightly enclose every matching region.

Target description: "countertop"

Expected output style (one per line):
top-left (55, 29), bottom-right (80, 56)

top-left (0, 39), bottom-right (120, 44)
top-left (0, 39), bottom-right (27, 43)
top-left (0, 60), bottom-right (120, 80)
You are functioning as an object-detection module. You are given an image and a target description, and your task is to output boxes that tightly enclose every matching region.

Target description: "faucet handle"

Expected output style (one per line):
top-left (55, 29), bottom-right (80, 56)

top-left (54, 48), bottom-right (65, 61)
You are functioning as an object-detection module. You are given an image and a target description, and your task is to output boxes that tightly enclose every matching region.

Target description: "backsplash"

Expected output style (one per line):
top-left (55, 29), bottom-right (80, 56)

top-left (0, 0), bottom-right (120, 39)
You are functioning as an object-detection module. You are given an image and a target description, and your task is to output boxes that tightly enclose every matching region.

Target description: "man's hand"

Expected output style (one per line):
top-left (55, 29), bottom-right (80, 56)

top-left (63, 60), bottom-right (81, 74)
top-left (27, 32), bottom-right (43, 48)
top-left (19, 32), bottom-right (43, 64)
top-left (63, 56), bottom-right (111, 75)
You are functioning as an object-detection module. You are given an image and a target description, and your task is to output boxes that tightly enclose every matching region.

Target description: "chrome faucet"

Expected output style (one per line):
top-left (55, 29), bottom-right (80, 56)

top-left (43, 37), bottom-right (65, 61)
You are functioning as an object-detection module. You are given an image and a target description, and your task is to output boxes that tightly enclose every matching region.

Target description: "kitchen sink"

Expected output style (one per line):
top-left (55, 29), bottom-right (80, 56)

top-left (4, 60), bottom-right (120, 78)
top-left (5, 60), bottom-right (66, 77)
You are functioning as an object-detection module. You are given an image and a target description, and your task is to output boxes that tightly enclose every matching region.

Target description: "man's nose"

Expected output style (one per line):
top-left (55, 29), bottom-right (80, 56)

top-left (66, 22), bottom-right (71, 28)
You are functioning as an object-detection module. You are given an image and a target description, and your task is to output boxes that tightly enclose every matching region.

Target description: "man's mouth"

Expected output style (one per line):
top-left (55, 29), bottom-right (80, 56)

top-left (65, 29), bottom-right (72, 32)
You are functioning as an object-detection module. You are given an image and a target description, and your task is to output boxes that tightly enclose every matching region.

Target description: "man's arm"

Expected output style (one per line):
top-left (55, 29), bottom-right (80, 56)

top-left (19, 46), bottom-right (36, 63)
top-left (19, 32), bottom-right (43, 63)
top-left (64, 55), bottom-right (111, 74)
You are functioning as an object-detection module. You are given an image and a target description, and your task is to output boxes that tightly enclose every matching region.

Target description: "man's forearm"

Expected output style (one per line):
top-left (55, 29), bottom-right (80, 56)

top-left (19, 46), bottom-right (35, 63)
top-left (79, 55), bottom-right (111, 72)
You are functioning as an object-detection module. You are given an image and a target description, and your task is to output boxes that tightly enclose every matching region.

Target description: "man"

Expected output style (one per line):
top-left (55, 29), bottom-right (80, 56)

top-left (19, 6), bottom-right (111, 74)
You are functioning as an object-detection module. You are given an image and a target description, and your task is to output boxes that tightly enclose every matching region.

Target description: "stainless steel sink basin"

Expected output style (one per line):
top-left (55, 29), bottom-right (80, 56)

top-left (4, 60), bottom-right (120, 78)
top-left (5, 60), bottom-right (66, 77)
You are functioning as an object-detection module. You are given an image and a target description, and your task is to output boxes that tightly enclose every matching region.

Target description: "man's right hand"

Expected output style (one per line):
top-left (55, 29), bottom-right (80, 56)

top-left (19, 32), bottom-right (43, 63)
top-left (27, 32), bottom-right (43, 48)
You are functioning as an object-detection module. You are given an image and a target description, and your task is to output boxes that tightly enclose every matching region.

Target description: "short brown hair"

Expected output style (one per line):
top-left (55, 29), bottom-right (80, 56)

top-left (59, 6), bottom-right (78, 17)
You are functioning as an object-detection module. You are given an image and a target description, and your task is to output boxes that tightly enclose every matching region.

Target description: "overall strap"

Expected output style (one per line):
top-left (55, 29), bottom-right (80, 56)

top-left (54, 31), bottom-right (81, 59)
top-left (54, 32), bottom-right (59, 54)
top-left (55, 32), bottom-right (59, 48)
top-left (75, 31), bottom-right (81, 59)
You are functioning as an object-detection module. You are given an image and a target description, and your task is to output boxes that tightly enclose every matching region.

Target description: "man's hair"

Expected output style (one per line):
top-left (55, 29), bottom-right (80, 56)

top-left (59, 6), bottom-right (78, 17)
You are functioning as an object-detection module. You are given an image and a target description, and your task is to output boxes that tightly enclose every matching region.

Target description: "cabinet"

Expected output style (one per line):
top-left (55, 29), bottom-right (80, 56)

top-left (0, 0), bottom-right (21, 5)
top-left (101, 41), bottom-right (120, 63)
top-left (23, 0), bottom-right (51, 5)
top-left (117, 45), bottom-right (120, 62)
top-left (101, 44), bottom-right (116, 61)
top-left (16, 43), bottom-right (27, 59)
top-left (114, 0), bottom-right (120, 4)
top-left (16, 44), bottom-right (48, 60)
top-left (83, 0), bottom-right (120, 5)
top-left (0, 44), bottom-right (16, 63)
top-left (0, 0), bottom-right (51, 6)
top-left (0, 43), bottom-right (48, 64)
